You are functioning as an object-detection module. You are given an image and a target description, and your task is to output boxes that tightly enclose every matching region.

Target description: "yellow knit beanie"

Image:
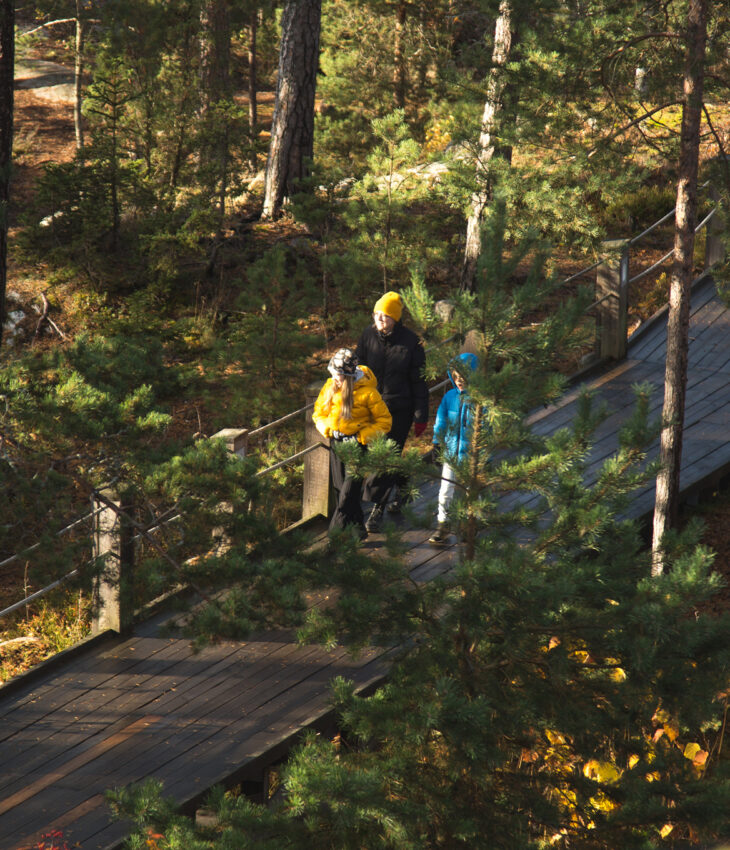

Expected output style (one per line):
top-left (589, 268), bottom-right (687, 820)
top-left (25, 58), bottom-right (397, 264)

top-left (373, 291), bottom-right (403, 322)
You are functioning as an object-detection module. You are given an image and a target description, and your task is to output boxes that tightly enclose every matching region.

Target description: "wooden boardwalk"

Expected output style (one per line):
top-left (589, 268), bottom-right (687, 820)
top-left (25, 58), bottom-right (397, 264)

top-left (1, 273), bottom-right (729, 850)
top-left (527, 272), bottom-right (730, 516)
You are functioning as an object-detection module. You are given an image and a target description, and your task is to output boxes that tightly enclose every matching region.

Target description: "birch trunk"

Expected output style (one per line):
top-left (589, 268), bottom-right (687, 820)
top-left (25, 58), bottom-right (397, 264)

top-left (74, 0), bottom-right (84, 149)
top-left (460, 0), bottom-right (513, 293)
top-left (651, 0), bottom-right (708, 576)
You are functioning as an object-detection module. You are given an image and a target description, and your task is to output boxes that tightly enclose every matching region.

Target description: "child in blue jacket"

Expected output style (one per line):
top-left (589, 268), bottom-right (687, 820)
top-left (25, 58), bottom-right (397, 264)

top-left (429, 352), bottom-right (479, 545)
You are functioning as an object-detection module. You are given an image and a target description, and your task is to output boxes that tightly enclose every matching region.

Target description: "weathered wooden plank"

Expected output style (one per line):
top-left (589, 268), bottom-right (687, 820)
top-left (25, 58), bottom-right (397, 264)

top-left (15, 652), bottom-right (389, 850)
top-left (0, 633), bottom-right (190, 730)
top-left (0, 637), bottom-right (282, 798)
top-left (0, 638), bottom-right (205, 782)
top-left (0, 633), bottom-right (306, 799)
top-left (17, 655), bottom-right (393, 850)
top-left (0, 640), bottom-right (337, 845)
top-left (153, 650), bottom-right (388, 795)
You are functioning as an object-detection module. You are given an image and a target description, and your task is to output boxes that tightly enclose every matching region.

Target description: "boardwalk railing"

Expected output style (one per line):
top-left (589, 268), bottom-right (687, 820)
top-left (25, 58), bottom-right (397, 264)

top-left (582, 184), bottom-right (721, 362)
top-left (1, 192), bottom-right (724, 635)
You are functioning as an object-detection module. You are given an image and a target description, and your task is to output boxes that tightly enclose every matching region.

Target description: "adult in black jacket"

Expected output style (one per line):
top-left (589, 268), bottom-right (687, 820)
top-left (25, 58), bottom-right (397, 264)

top-left (355, 291), bottom-right (428, 530)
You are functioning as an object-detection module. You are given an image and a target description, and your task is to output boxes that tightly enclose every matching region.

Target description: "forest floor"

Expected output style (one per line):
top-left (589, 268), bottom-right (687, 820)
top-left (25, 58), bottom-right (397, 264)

top-left (4, 37), bottom-right (730, 679)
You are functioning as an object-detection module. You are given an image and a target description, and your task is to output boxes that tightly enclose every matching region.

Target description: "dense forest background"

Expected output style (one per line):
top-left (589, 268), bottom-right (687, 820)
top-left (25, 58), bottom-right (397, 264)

top-left (3, 0), bottom-right (730, 846)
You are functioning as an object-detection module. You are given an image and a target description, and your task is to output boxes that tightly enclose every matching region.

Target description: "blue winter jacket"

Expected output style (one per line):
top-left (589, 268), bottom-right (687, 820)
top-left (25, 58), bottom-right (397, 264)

top-left (433, 352), bottom-right (479, 464)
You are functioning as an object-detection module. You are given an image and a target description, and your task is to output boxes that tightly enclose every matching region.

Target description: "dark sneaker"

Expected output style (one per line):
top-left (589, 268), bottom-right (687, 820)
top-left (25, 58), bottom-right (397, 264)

top-left (365, 504), bottom-right (384, 533)
top-left (428, 522), bottom-right (449, 545)
top-left (387, 489), bottom-right (412, 514)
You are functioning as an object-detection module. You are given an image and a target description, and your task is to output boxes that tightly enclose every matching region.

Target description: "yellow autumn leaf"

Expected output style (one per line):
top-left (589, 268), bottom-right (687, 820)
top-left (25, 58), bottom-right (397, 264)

top-left (603, 657), bottom-right (627, 681)
top-left (684, 742), bottom-right (702, 761)
top-left (590, 790), bottom-right (618, 812)
top-left (664, 719), bottom-right (680, 741)
top-left (628, 754), bottom-right (639, 769)
top-left (545, 729), bottom-right (567, 745)
top-left (653, 707), bottom-right (670, 725)
top-left (660, 823), bottom-right (674, 838)
top-left (583, 759), bottom-right (620, 783)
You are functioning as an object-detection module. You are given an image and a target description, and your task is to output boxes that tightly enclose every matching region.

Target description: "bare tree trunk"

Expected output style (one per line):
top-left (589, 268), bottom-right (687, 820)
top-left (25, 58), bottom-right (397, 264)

top-left (394, 0), bottom-right (407, 109)
top-left (651, 0), bottom-right (708, 576)
top-left (199, 0), bottom-right (232, 225)
top-left (460, 0), bottom-right (513, 293)
top-left (248, 9), bottom-right (258, 134)
top-left (262, 0), bottom-right (322, 219)
top-left (74, 0), bottom-right (85, 149)
top-left (0, 0), bottom-right (14, 344)
top-left (416, 4), bottom-right (428, 97)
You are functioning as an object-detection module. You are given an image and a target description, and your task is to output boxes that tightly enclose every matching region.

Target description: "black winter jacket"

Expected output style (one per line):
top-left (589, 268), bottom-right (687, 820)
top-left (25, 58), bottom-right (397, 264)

top-left (355, 323), bottom-right (428, 424)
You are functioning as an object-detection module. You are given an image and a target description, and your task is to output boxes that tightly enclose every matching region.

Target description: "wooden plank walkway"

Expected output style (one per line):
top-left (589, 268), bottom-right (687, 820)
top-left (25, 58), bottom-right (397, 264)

top-left (526, 273), bottom-right (730, 517)
top-left (1, 273), bottom-right (729, 850)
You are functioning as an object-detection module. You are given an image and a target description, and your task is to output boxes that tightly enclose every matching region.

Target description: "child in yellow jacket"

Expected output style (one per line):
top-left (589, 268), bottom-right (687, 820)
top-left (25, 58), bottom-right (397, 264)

top-left (313, 348), bottom-right (392, 537)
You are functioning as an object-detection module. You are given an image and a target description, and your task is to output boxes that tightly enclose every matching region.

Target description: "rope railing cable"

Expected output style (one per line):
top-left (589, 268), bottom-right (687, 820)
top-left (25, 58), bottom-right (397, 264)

top-left (627, 179), bottom-right (710, 245)
top-left (247, 337), bottom-right (458, 443)
top-left (255, 378), bottom-right (451, 477)
top-left (628, 208), bottom-right (677, 245)
top-left (256, 443), bottom-right (321, 476)
top-left (0, 507), bottom-right (102, 571)
top-left (628, 206), bottom-right (717, 285)
top-left (248, 403), bottom-right (314, 439)
top-left (0, 569), bottom-right (82, 620)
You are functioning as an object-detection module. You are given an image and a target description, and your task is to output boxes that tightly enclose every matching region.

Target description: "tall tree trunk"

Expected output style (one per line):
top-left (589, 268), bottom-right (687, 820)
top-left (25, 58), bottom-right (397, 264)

top-left (262, 0), bottom-right (322, 219)
top-left (0, 0), bottom-right (14, 344)
top-left (394, 0), bottom-right (407, 109)
top-left (460, 0), bottom-right (513, 293)
top-left (416, 4), bottom-right (428, 98)
top-left (248, 8), bottom-right (258, 134)
top-left (200, 0), bottom-right (232, 225)
top-left (74, 0), bottom-right (85, 149)
top-left (651, 0), bottom-right (708, 576)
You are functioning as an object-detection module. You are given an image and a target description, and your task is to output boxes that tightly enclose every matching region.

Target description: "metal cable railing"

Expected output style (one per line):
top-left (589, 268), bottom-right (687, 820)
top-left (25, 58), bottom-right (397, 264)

top-left (0, 507), bottom-right (101, 571)
top-left (628, 206), bottom-right (717, 285)
top-left (0, 568), bottom-right (82, 620)
top-left (583, 190), bottom-right (718, 312)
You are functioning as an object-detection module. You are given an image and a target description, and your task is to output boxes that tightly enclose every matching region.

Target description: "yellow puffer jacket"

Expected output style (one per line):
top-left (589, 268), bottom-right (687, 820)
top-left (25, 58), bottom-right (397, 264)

top-left (313, 365), bottom-right (392, 445)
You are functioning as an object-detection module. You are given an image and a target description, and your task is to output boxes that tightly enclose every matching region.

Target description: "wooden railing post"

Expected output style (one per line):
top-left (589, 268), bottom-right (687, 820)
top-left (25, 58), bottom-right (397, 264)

top-left (209, 429), bottom-right (250, 552)
top-left (705, 185), bottom-right (725, 269)
top-left (596, 239), bottom-right (629, 360)
top-left (211, 428), bottom-right (249, 458)
top-left (303, 381), bottom-right (332, 520)
top-left (91, 488), bottom-right (135, 635)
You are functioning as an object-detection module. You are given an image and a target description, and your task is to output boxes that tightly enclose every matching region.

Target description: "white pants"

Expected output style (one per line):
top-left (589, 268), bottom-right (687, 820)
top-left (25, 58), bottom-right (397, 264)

top-left (437, 463), bottom-right (456, 524)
